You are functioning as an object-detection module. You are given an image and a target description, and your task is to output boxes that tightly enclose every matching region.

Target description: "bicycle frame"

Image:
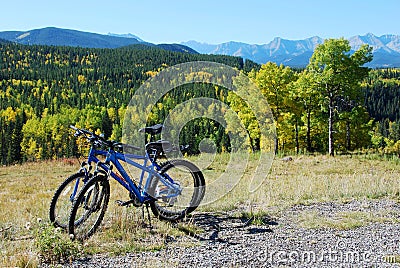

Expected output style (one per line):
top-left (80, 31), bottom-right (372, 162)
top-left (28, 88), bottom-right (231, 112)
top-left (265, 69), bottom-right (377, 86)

top-left (85, 146), bottom-right (182, 204)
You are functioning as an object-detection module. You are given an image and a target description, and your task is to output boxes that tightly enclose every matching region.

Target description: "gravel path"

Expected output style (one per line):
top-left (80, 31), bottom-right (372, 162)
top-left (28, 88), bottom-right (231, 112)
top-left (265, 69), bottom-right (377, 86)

top-left (41, 199), bottom-right (400, 267)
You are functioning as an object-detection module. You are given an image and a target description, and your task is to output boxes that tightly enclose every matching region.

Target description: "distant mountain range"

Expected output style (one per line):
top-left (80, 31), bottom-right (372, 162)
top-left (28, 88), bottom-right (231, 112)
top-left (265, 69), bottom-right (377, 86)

top-left (0, 27), bottom-right (198, 54)
top-left (0, 27), bottom-right (399, 68)
top-left (182, 34), bottom-right (400, 68)
top-left (107, 32), bottom-right (144, 42)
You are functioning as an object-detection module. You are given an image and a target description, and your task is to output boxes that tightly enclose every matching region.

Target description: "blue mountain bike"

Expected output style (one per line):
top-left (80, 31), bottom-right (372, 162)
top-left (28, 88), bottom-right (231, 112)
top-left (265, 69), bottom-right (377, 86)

top-left (50, 125), bottom-right (205, 240)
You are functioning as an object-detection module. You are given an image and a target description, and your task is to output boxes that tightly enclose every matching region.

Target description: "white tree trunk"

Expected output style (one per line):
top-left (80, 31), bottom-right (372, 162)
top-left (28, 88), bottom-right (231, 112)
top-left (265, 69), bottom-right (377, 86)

top-left (328, 97), bottom-right (335, 156)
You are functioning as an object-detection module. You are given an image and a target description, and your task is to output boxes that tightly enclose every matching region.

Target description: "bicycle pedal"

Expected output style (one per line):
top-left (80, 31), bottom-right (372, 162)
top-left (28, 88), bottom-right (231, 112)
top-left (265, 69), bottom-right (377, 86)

top-left (115, 200), bottom-right (133, 207)
top-left (115, 199), bottom-right (142, 207)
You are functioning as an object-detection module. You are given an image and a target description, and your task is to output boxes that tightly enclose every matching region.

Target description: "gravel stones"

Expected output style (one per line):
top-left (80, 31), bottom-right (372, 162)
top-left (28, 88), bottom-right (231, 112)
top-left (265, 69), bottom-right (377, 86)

top-left (40, 199), bottom-right (400, 267)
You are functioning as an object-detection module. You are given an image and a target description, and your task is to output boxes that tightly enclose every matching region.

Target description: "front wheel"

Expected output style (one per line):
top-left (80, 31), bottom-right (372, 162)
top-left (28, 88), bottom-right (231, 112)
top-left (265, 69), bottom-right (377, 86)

top-left (149, 159), bottom-right (205, 221)
top-left (68, 174), bottom-right (110, 240)
top-left (49, 172), bottom-right (90, 229)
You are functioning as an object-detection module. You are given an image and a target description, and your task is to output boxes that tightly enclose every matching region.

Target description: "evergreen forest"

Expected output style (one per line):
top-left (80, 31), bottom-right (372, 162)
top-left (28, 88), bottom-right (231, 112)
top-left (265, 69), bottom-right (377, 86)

top-left (0, 41), bottom-right (399, 165)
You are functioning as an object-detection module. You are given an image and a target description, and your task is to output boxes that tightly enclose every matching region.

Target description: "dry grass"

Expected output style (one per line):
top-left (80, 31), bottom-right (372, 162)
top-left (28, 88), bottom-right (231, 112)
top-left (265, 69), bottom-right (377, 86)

top-left (199, 153), bottom-right (400, 212)
top-left (0, 153), bottom-right (400, 266)
top-left (0, 160), bottom-right (79, 267)
top-left (296, 210), bottom-right (400, 230)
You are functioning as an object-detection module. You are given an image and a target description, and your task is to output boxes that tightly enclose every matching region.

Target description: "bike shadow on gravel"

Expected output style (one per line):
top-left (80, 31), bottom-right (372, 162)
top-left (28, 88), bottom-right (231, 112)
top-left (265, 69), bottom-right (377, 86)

top-left (177, 212), bottom-right (278, 245)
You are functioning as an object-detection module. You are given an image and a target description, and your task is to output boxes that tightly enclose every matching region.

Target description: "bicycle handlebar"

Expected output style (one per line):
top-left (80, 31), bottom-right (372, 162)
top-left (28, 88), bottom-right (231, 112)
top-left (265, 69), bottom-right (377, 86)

top-left (69, 125), bottom-right (141, 152)
top-left (69, 125), bottom-right (188, 154)
top-left (70, 125), bottom-right (96, 139)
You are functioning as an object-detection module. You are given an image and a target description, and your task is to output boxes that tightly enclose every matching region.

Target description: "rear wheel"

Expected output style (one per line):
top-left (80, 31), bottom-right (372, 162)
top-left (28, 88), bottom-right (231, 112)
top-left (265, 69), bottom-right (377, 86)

top-left (49, 172), bottom-right (89, 229)
top-left (149, 159), bottom-right (205, 221)
top-left (68, 174), bottom-right (110, 240)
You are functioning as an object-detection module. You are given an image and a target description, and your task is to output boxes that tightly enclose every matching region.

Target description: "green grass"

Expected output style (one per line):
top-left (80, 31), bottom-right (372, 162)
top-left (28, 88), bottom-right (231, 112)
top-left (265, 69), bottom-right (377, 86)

top-left (0, 153), bottom-right (400, 266)
top-left (239, 210), bottom-right (272, 226)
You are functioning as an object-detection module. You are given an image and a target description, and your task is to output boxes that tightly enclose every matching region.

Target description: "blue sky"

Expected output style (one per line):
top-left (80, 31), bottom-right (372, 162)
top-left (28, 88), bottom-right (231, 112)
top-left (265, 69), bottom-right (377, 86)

top-left (2, 0), bottom-right (399, 44)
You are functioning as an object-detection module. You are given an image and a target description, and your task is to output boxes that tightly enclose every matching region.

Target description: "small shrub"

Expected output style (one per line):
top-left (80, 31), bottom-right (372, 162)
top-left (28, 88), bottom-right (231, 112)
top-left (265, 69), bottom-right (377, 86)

top-left (34, 222), bottom-right (81, 264)
top-left (241, 211), bottom-right (271, 226)
top-left (177, 222), bottom-right (203, 236)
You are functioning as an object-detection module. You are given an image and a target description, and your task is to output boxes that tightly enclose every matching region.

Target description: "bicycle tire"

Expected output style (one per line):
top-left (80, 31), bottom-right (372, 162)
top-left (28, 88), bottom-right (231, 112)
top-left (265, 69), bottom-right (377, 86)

top-left (49, 172), bottom-right (89, 229)
top-left (149, 159), bottom-right (205, 221)
top-left (68, 174), bottom-right (110, 240)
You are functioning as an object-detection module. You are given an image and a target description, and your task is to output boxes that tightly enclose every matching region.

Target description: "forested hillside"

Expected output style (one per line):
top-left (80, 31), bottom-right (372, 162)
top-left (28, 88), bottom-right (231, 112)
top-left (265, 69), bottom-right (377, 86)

top-left (0, 43), bottom-right (254, 164)
top-left (0, 42), bottom-right (399, 165)
top-left (363, 69), bottom-right (400, 153)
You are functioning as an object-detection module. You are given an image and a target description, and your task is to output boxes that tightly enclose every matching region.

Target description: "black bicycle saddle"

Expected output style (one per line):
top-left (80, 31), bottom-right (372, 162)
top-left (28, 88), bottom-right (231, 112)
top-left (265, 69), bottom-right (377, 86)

top-left (139, 124), bottom-right (164, 135)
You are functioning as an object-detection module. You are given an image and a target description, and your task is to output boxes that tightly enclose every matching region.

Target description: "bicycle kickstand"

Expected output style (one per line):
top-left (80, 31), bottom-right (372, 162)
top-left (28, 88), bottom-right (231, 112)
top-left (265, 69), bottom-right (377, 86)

top-left (141, 204), bottom-right (153, 229)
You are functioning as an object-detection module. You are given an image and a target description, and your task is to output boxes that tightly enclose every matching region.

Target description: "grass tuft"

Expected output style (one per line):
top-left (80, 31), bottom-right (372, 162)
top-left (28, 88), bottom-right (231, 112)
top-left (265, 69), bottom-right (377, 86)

top-left (34, 222), bottom-right (81, 264)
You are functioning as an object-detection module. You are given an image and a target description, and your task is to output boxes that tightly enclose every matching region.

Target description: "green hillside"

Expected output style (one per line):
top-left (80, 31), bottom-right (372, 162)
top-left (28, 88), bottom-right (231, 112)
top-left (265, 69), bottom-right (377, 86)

top-left (0, 41), bottom-right (400, 165)
top-left (0, 42), bottom-right (254, 164)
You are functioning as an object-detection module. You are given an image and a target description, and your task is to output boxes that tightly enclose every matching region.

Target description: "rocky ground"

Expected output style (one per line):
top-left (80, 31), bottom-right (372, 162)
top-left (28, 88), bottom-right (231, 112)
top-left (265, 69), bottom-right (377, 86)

top-left (40, 199), bottom-right (400, 267)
